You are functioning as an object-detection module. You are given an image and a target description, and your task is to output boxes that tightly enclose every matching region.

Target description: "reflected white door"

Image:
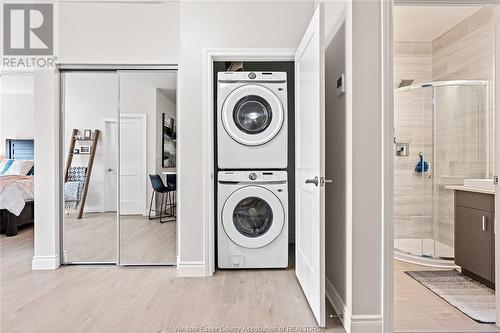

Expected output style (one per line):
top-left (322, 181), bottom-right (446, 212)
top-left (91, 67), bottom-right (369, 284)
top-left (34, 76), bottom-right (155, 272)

top-left (119, 115), bottom-right (146, 215)
top-left (104, 120), bottom-right (118, 212)
top-left (295, 4), bottom-right (325, 327)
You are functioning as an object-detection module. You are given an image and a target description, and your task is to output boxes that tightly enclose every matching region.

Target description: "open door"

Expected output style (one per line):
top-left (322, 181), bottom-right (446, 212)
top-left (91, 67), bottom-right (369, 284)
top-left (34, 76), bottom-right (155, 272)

top-left (295, 4), bottom-right (326, 327)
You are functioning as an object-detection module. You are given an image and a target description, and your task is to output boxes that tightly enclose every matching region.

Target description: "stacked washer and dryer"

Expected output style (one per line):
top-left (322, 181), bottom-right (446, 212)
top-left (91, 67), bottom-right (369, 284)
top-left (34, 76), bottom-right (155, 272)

top-left (217, 71), bottom-right (289, 269)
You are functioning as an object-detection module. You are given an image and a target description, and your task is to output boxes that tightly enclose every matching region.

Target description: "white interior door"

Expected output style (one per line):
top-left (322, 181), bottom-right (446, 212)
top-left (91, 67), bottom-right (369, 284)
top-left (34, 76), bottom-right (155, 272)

top-left (295, 4), bottom-right (325, 327)
top-left (119, 115), bottom-right (146, 215)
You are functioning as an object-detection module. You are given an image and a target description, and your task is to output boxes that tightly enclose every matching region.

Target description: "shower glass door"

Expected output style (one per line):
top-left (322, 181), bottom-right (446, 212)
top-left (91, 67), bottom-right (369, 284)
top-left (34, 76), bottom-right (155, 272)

top-left (394, 81), bottom-right (489, 261)
top-left (433, 83), bottom-right (489, 259)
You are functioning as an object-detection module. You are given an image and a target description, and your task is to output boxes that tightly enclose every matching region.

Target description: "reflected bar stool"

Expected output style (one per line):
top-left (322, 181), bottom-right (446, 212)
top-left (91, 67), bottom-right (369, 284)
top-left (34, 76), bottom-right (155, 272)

top-left (148, 174), bottom-right (175, 223)
top-left (165, 174), bottom-right (176, 219)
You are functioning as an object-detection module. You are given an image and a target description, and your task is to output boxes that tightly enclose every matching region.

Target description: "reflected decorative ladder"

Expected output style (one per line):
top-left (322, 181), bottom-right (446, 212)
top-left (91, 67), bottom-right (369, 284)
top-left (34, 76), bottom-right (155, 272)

top-left (64, 128), bottom-right (100, 219)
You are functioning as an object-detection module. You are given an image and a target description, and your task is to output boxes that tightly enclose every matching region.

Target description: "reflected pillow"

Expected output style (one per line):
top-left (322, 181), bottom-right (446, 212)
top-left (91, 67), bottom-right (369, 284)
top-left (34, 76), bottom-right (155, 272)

top-left (0, 159), bottom-right (14, 175)
top-left (3, 159), bottom-right (34, 176)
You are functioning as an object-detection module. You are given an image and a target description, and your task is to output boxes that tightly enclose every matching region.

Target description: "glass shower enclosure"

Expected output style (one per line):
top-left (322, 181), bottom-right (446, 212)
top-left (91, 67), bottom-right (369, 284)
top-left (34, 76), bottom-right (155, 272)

top-left (394, 80), bottom-right (490, 263)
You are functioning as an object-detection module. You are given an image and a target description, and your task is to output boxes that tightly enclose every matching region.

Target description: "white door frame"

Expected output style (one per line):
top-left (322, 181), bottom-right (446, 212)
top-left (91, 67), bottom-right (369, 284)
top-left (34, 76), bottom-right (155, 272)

top-left (386, 1), bottom-right (500, 330)
top-left (201, 48), bottom-right (296, 276)
top-left (58, 67), bottom-right (173, 267)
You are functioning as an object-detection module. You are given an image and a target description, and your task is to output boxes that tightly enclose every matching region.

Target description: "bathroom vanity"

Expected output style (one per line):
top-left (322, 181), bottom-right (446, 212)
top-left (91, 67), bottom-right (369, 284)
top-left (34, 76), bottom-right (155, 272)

top-left (447, 185), bottom-right (495, 289)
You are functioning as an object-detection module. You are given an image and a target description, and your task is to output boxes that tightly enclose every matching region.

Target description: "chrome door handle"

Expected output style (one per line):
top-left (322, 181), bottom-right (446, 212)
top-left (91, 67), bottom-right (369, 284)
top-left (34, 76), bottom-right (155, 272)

top-left (482, 216), bottom-right (487, 231)
top-left (305, 176), bottom-right (319, 186)
top-left (321, 177), bottom-right (333, 186)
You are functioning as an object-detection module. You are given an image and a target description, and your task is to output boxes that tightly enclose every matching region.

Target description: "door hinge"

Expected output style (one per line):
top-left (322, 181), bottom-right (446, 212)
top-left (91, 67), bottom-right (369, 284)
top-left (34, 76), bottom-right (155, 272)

top-left (494, 176), bottom-right (499, 185)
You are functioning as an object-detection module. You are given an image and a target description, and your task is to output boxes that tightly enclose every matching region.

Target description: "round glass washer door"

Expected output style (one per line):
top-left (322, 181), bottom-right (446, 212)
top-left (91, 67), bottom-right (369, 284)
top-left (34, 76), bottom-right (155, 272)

top-left (221, 84), bottom-right (284, 146)
top-left (222, 186), bottom-right (285, 249)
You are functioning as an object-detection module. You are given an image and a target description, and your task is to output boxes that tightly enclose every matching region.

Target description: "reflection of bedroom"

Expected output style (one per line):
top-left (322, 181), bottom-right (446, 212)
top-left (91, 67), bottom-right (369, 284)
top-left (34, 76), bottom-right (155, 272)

top-left (0, 72), bottom-right (35, 237)
top-left (62, 71), bottom-right (177, 264)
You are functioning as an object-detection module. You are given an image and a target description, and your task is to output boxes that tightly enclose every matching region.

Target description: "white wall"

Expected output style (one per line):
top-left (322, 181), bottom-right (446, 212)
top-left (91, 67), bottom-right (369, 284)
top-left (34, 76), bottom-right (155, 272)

top-left (0, 73), bottom-right (35, 157)
top-left (58, 2), bottom-right (179, 64)
top-left (177, 0), bottom-right (315, 269)
top-left (32, 69), bottom-right (60, 270)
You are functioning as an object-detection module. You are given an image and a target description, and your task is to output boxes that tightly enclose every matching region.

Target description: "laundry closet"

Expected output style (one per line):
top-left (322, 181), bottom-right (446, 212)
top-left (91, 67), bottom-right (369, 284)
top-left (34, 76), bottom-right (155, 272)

top-left (213, 62), bottom-right (295, 269)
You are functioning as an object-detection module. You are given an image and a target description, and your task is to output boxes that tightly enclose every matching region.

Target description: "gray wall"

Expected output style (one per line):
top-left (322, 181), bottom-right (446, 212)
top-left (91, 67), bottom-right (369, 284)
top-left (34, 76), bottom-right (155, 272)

top-left (325, 22), bottom-right (347, 308)
top-left (351, 0), bottom-right (383, 317)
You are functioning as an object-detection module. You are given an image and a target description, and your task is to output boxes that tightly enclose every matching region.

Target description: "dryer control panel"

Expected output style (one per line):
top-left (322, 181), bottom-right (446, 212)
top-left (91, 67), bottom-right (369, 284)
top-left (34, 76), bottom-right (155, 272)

top-left (218, 71), bottom-right (286, 83)
top-left (218, 170), bottom-right (287, 183)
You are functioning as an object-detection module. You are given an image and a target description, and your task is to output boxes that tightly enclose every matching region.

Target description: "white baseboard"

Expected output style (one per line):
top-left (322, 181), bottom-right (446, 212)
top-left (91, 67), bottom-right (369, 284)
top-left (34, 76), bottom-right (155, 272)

top-left (325, 278), bottom-right (382, 333)
top-left (32, 255), bottom-right (60, 270)
top-left (177, 261), bottom-right (206, 277)
top-left (350, 315), bottom-right (383, 333)
top-left (82, 205), bottom-right (104, 214)
top-left (325, 277), bottom-right (349, 330)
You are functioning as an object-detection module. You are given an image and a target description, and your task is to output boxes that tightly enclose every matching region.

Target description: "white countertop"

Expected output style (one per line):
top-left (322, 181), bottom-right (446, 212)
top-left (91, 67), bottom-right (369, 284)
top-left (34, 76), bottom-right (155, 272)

top-left (445, 185), bottom-right (495, 195)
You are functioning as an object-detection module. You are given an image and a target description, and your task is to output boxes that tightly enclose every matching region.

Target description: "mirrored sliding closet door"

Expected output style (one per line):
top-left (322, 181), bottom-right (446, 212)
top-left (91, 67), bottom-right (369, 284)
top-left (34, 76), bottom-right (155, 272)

top-left (62, 72), bottom-right (119, 264)
top-left (61, 69), bottom-right (177, 266)
top-left (118, 71), bottom-right (177, 265)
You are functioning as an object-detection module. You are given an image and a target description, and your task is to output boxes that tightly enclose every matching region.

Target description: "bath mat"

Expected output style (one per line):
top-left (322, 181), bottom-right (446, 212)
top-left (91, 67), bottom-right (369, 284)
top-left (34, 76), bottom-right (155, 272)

top-left (406, 270), bottom-right (495, 324)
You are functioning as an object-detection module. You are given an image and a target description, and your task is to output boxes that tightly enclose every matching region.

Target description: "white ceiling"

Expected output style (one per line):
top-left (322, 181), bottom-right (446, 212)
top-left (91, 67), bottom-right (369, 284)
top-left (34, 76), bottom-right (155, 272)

top-left (394, 6), bottom-right (481, 41)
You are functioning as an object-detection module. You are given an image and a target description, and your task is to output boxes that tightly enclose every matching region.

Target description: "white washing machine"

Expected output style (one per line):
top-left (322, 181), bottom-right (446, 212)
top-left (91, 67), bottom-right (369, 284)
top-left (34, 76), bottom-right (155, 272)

top-left (218, 170), bottom-right (288, 269)
top-left (217, 72), bottom-right (287, 169)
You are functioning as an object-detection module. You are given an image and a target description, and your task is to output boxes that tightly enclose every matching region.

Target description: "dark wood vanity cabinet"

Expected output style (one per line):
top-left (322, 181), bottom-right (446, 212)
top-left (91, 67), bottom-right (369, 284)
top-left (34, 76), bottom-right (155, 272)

top-left (454, 190), bottom-right (495, 288)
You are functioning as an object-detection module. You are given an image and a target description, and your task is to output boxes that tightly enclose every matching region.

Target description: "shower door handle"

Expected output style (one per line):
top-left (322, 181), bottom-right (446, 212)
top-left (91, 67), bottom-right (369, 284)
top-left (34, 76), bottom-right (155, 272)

top-left (482, 216), bottom-right (487, 231)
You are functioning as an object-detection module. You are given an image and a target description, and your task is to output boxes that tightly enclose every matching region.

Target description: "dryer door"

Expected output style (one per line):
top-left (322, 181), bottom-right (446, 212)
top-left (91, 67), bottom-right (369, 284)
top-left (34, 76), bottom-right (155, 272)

top-left (221, 84), bottom-right (284, 146)
top-left (222, 186), bottom-right (285, 249)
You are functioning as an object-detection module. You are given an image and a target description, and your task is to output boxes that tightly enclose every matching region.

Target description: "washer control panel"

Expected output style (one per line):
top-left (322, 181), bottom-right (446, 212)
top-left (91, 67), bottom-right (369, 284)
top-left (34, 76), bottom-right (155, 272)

top-left (219, 170), bottom-right (287, 183)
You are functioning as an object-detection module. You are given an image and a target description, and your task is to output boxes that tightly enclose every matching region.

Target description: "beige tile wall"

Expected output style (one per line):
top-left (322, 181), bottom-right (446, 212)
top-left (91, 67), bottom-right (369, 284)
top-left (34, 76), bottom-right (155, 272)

top-left (394, 7), bottom-right (494, 251)
top-left (394, 41), bottom-right (434, 241)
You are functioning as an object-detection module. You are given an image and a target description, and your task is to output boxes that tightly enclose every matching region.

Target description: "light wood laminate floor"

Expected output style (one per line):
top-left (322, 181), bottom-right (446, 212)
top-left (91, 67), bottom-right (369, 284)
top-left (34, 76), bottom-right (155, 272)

top-left (1, 226), bottom-right (344, 333)
top-left (395, 260), bottom-right (500, 332)
top-left (63, 212), bottom-right (176, 264)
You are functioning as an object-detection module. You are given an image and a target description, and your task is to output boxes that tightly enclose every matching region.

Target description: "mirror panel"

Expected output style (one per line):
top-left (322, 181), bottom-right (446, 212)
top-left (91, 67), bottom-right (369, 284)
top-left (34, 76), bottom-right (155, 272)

top-left (118, 71), bottom-right (177, 265)
top-left (62, 72), bottom-right (118, 263)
